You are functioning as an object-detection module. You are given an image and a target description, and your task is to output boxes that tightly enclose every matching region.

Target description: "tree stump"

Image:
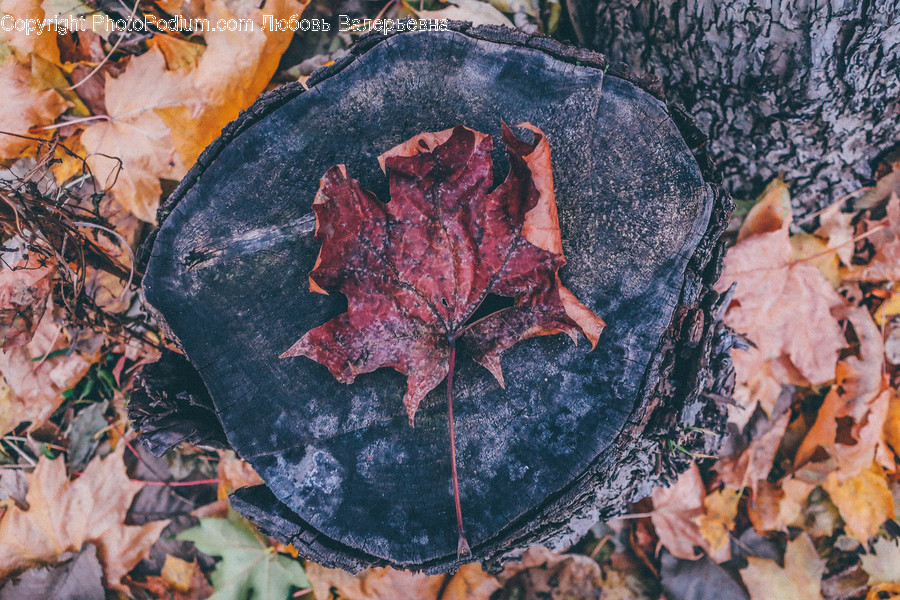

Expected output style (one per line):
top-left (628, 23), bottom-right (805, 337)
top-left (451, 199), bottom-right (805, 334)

top-left (574, 0), bottom-right (900, 209)
top-left (135, 24), bottom-right (733, 573)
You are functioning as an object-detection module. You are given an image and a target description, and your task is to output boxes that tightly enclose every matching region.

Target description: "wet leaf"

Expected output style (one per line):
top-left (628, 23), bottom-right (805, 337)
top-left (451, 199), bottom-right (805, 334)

top-left (282, 123), bottom-right (603, 424)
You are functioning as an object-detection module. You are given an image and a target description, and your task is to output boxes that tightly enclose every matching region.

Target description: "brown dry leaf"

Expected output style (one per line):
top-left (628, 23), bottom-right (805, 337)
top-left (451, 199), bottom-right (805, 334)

top-left (0, 255), bottom-right (54, 349)
top-left (716, 410), bottom-right (790, 495)
top-left (795, 306), bottom-right (886, 475)
top-left (718, 195), bottom-right (845, 423)
top-left (0, 55), bottom-right (69, 159)
top-left (306, 562), bottom-right (498, 600)
top-left (495, 546), bottom-right (603, 600)
top-left (650, 462), bottom-right (729, 562)
top-left (747, 478), bottom-right (812, 533)
top-left (157, 0), bottom-right (308, 166)
top-left (80, 47), bottom-right (194, 223)
top-left (696, 488), bottom-right (741, 557)
top-left (791, 232), bottom-right (841, 287)
top-left (138, 556), bottom-right (214, 599)
top-left (0, 307), bottom-right (97, 435)
top-left (0, 447), bottom-right (169, 590)
top-left (822, 463), bottom-right (895, 544)
top-left (740, 533), bottom-right (826, 600)
top-left (216, 449), bottom-right (263, 499)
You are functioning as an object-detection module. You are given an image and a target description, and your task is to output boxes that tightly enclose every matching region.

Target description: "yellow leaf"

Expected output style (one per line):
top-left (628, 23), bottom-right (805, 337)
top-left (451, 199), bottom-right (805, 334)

top-left (791, 232), bottom-right (841, 287)
top-left (417, 0), bottom-right (514, 27)
top-left (0, 0), bottom-right (59, 64)
top-left (823, 463), bottom-right (895, 544)
top-left (740, 534), bottom-right (825, 600)
top-left (696, 488), bottom-right (741, 555)
top-left (867, 583), bottom-right (900, 600)
top-left (161, 554), bottom-right (196, 593)
top-left (0, 448), bottom-right (169, 590)
top-left (149, 35), bottom-right (206, 70)
top-left (0, 53), bottom-right (68, 159)
top-left (157, 0), bottom-right (308, 167)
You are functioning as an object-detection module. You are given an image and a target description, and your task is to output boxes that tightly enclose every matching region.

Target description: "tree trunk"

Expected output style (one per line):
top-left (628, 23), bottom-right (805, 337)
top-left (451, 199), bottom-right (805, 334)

top-left (133, 24), bottom-right (733, 573)
top-left (571, 0), bottom-right (900, 210)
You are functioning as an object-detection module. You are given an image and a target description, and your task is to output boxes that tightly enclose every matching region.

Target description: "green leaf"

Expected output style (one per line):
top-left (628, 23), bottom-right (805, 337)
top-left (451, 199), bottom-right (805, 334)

top-left (177, 510), bottom-right (309, 600)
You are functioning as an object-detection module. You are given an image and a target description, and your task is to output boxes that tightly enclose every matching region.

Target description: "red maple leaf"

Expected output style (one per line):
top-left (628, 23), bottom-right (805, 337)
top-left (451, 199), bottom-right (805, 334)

top-left (282, 123), bottom-right (604, 554)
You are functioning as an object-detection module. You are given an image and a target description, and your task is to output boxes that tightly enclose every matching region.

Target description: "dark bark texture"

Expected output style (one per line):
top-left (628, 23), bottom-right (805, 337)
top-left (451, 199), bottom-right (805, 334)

top-left (137, 24), bottom-right (733, 573)
top-left (571, 0), bottom-right (900, 210)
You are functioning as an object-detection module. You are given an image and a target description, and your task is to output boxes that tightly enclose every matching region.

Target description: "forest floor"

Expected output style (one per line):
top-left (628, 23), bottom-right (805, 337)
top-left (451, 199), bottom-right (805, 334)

top-left (1, 0), bottom-right (900, 598)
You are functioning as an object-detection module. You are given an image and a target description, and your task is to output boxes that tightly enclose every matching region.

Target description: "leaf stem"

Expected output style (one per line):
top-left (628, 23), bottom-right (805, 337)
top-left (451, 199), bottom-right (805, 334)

top-left (447, 338), bottom-right (470, 558)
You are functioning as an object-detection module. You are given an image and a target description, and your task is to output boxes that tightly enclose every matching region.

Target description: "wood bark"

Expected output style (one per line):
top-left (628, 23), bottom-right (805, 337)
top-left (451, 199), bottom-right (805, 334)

top-left (135, 24), bottom-right (733, 573)
top-left (570, 0), bottom-right (900, 210)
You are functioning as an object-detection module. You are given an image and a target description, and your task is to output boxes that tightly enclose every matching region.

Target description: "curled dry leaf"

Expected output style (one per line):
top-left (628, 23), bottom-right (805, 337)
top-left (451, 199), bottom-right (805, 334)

top-left (282, 123), bottom-right (603, 424)
top-left (740, 533), bottom-right (826, 600)
top-left (0, 447), bottom-right (169, 590)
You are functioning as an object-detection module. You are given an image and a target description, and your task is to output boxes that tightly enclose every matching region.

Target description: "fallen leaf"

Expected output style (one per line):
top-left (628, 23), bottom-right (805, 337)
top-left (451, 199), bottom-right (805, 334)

top-left (215, 449), bottom-right (263, 500)
top-left (282, 123), bottom-right (603, 423)
top-left (747, 477), bottom-right (812, 534)
top-left (861, 537), bottom-right (900, 585)
top-left (417, 0), bottom-right (514, 27)
top-left (0, 543), bottom-right (104, 600)
top-left (0, 255), bottom-right (53, 349)
top-left (137, 557), bottom-right (214, 600)
top-left (868, 583), bottom-right (900, 600)
top-left (0, 448), bottom-right (168, 590)
top-left (0, 306), bottom-right (97, 436)
top-left (718, 191), bottom-right (845, 421)
top-left (177, 509), bottom-right (309, 600)
top-left (716, 410), bottom-right (790, 495)
top-left (0, 0), bottom-right (60, 65)
top-left (496, 546), bottom-right (603, 600)
top-left (157, 0), bottom-right (308, 167)
top-left (795, 306), bottom-right (887, 475)
top-left (822, 463), bottom-right (895, 544)
top-left (737, 176), bottom-right (792, 241)
top-left (816, 203), bottom-right (856, 266)
top-left (0, 55), bottom-right (68, 159)
top-left (696, 488), bottom-right (741, 557)
top-left (80, 47), bottom-right (194, 223)
top-left (740, 533), bottom-right (826, 600)
top-left (650, 462), bottom-right (729, 562)
top-left (306, 564), bottom-right (445, 600)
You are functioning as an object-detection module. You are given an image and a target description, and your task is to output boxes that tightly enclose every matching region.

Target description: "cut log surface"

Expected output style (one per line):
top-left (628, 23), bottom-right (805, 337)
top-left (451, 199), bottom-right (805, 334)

top-left (141, 25), bottom-right (731, 573)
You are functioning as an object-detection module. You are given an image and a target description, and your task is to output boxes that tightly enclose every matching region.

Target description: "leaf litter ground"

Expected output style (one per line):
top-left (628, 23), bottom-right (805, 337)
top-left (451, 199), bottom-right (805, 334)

top-left (1, 0), bottom-right (900, 597)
